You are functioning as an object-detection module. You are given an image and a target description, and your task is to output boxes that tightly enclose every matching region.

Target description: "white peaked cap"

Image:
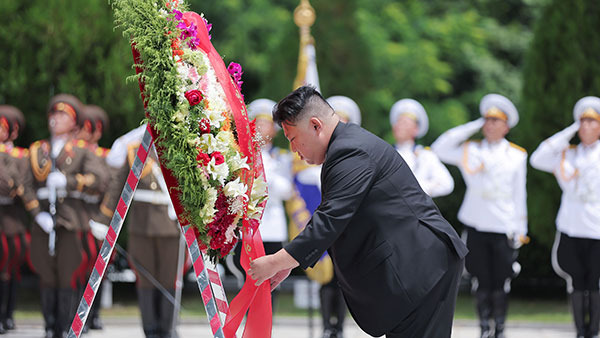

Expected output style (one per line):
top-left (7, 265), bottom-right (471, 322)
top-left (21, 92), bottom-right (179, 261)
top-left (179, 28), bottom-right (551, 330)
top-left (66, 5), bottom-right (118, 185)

top-left (247, 98), bottom-right (277, 121)
top-left (389, 98), bottom-right (429, 138)
top-left (327, 96), bottom-right (362, 126)
top-left (573, 96), bottom-right (600, 122)
top-left (479, 94), bottom-right (519, 128)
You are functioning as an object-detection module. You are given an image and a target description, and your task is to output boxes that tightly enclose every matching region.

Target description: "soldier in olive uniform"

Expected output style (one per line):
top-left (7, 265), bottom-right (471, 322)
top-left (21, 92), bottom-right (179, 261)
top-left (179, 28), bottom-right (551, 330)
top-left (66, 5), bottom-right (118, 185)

top-left (0, 106), bottom-right (29, 332)
top-left (71, 105), bottom-right (111, 332)
top-left (23, 94), bottom-right (108, 338)
top-left (99, 124), bottom-right (180, 338)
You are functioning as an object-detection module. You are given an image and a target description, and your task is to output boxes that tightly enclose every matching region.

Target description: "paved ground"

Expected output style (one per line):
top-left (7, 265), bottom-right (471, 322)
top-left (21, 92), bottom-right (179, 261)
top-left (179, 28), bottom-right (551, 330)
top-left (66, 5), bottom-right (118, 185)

top-left (5, 317), bottom-right (575, 337)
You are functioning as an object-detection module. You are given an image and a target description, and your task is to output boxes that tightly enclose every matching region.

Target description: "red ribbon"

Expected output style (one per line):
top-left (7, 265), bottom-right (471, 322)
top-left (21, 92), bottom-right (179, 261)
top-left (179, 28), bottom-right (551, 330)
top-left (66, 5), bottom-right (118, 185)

top-left (132, 10), bottom-right (272, 338)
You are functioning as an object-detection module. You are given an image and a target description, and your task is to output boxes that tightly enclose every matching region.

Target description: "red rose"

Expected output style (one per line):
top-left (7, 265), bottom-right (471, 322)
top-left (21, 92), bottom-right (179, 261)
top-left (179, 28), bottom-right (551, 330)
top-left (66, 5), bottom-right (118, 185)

top-left (196, 152), bottom-right (210, 166)
top-left (198, 118), bottom-right (211, 134)
top-left (211, 152), bottom-right (225, 165)
top-left (184, 89), bottom-right (203, 106)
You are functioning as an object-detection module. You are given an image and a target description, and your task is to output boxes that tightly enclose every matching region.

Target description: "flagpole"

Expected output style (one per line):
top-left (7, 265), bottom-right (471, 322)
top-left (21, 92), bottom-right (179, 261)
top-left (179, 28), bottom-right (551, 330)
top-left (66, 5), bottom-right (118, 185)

top-left (293, 0), bottom-right (317, 90)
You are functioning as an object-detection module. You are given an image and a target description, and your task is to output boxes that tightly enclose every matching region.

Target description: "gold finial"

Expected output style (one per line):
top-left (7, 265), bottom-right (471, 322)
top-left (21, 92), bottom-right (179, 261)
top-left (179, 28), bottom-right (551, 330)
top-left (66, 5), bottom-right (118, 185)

top-left (294, 0), bottom-right (316, 29)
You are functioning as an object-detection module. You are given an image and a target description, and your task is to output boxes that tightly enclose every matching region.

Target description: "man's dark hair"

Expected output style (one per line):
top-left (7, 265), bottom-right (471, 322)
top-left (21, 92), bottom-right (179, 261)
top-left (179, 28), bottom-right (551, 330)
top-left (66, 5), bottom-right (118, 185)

top-left (272, 85), bottom-right (332, 126)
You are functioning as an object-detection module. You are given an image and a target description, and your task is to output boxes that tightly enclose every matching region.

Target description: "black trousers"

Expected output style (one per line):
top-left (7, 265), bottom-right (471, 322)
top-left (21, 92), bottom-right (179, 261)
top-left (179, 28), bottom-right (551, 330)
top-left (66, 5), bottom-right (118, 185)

top-left (554, 232), bottom-right (600, 292)
top-left (386, 251), bottom-right (464, 338)
top-left (465, 227), bottom-right (516, 292)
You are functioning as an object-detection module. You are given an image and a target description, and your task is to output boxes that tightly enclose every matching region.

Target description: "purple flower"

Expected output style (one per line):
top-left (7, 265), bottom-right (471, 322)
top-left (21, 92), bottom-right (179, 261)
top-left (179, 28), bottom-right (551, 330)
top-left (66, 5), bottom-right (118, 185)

top-left (203, 18), bottom-right (213, 40)
top-left (172, 9), bottom-right (183, 21)
top-left (227, 62), bottom-right (244, 93)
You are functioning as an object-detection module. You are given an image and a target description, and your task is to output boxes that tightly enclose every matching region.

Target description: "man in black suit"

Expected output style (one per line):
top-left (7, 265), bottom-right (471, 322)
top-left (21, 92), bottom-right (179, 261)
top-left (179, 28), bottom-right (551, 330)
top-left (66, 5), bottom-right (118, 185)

top-left (248, 86), bottom-right (468, 338)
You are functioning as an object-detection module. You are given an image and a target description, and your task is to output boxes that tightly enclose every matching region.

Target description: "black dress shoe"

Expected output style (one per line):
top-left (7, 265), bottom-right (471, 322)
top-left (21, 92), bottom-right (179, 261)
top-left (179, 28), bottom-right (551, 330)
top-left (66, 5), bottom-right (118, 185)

top-left (3, 318), bottom-right (14, 330)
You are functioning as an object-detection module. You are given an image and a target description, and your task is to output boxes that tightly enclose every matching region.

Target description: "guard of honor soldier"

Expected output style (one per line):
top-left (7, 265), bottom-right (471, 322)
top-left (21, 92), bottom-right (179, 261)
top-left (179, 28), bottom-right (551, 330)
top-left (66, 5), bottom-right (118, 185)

top-left (390, 98), bottom-right (454, 198)
top-left (100, 124), bottom-right (181, 338)
top-left (239, 99), bottom-right (294, 310)
top-left (0, 105), bottom-right (29, 333)
top-left (432, 94), bottom-right (528, 338)
top-left (74, 104), bottom-right (111, 332)
top-left (530, 96), bottom-right (600, 338)
top-left (23, 94), bottom-right (109, 338)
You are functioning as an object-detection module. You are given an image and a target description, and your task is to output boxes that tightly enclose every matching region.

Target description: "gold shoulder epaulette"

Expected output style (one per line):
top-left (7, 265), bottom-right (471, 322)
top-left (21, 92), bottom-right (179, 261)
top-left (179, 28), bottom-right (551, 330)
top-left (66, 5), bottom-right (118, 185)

top-left (569, 144), bottom-right (577, 149)
top-left (75, 139), bottom-right (88, 148)
top-left (95, 147), bottom-right (104, 157)
top-left (509, 142), bottom-right (527, 153)
top-left (30, 140), bottom-right (51, 182)
top-left (278, 148), bottom-right (289, 155)
top-left (0, 144), bottom-right (6, 153)
top-left (424, 146), bottom-right (431, 150)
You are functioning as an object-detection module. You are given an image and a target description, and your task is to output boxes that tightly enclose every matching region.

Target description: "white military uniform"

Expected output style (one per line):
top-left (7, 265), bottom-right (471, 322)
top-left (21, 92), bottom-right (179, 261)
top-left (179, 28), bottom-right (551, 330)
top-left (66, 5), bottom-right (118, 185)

top-left (259, 145), bottom-right (293, 242)
top-left (529, 96), bottom-right (600, 337)
top-left (246, 99), bottom-right (294, 244)
top-left (390, 99), bottom-right (454, 198)
top-left (431, 109), bottom-right (527, 237)
top-left (432, 93), bottom-right (527, 337)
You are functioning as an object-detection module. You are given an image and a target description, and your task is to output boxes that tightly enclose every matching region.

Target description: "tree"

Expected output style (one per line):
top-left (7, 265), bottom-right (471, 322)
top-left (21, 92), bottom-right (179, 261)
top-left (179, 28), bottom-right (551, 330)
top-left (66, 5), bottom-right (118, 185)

top-left (517, 0), bottom-right (600, 285)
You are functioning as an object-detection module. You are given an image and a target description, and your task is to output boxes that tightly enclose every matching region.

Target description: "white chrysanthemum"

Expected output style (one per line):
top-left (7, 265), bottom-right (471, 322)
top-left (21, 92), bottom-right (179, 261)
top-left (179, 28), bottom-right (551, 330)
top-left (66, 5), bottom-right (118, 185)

top-left (225, 223), bottom-right (238, 244)
top-left (228, 152), bottom-right (250, 172)
top-left (207, 158), bottom-right (229, 184)
top-left (223, 177), bottom-right (247, 200)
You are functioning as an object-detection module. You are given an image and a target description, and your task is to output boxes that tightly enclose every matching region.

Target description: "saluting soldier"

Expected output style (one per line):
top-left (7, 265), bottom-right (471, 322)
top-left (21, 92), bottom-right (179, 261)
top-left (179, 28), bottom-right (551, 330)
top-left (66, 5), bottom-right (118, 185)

top-left (432, 94), bottom-right (528, 338)
top-left (389, 99), bottom-right (454, 198)
top-left (23, 94), bottom-right (108, 338)
top-left (99, 124), bottom-right (180, 338)
top-left (530, 96), bottom-right (600, 338)
top-left (0, 106), bottom-right (29, 332)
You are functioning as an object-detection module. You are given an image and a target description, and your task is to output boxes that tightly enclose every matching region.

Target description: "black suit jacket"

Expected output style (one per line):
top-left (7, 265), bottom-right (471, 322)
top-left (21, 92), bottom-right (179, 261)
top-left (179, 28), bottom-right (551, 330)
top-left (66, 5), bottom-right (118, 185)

top-left (285, 122), bottom-right (468, 336)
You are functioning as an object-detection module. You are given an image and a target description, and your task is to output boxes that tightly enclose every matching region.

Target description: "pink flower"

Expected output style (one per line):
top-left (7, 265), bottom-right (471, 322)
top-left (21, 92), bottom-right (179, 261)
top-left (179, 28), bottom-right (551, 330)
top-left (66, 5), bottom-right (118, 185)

top-left (198, 118), bottom-right (210, 134)
top-left (211, 152), bottom-right (225, 165)
top-left (184, 90), bottom-right (203, 106)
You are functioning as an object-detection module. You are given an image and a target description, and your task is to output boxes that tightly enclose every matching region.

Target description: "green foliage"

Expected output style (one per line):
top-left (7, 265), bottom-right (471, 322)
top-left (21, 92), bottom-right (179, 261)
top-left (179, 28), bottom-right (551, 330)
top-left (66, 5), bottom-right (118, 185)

top-left (0, 0), bottom-right (144, 147)
top-left (517, 0), bottom-right (600, 282)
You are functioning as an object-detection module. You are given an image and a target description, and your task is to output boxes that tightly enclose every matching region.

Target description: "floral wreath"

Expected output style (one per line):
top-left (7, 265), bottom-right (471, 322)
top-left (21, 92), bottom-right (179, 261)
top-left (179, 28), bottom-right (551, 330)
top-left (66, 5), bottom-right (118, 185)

top-left (114, 0), bottom-right (267, 261)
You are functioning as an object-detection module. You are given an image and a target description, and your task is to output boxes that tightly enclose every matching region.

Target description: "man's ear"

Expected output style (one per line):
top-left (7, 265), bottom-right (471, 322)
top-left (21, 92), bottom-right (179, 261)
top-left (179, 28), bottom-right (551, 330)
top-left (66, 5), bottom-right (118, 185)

top-left (309, 117), bottom-right (323, 133)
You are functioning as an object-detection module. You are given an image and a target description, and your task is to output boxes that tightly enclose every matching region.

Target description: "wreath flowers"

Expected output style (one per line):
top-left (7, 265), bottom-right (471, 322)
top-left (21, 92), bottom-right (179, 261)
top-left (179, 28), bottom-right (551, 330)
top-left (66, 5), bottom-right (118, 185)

top-left (114, 0), bottom-right (267, 261)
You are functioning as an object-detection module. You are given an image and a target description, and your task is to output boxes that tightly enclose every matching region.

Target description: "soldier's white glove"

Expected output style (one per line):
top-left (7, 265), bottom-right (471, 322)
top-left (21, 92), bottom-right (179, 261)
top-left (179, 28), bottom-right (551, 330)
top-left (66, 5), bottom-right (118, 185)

top-left (89, 220), bottom-right (109, 240)
top-left (35, 212), bottom-right (54, 234)
top-left (47, 172), bottom-right (67, 189)
top-left (508, 233), bottom-right (528, 249)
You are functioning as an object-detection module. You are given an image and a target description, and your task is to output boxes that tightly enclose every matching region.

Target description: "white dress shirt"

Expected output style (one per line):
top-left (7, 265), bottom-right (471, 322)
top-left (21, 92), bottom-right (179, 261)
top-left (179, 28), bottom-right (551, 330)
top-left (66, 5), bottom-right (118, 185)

top-left (260, 145), bottom-right (294, 242)
top-left (432, 119), bottom-right (528, 236)
top-left (530, 123), bottom-right (600, 239)
top-left (395, 141), bottom-right (454, 198)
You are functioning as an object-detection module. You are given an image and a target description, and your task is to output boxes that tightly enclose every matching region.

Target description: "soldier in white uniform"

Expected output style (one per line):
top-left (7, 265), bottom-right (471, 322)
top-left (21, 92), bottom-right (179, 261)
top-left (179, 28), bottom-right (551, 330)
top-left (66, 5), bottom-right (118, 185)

top-left (389, 99), bottom-right (454, 197)
top-left (243, 99), bottom-right (294, 308)
top-left (530, 96), bottom-right (600, 338)
top-left (432, 94), bottom-right (528, 338)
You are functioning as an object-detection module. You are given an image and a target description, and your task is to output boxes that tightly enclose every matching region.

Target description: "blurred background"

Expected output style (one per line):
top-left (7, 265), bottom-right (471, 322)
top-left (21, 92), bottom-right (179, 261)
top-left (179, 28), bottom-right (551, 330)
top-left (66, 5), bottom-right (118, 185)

top-left (1, 0), bottom-right (600, 333)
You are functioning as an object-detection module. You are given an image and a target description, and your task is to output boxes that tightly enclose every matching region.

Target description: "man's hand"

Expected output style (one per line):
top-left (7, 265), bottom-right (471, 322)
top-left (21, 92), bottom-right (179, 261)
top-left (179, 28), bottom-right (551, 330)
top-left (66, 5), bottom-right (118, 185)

top-left (248, 248), bottom-right (299, 288)
top-left (249, 255), bottom-right (279, 287)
